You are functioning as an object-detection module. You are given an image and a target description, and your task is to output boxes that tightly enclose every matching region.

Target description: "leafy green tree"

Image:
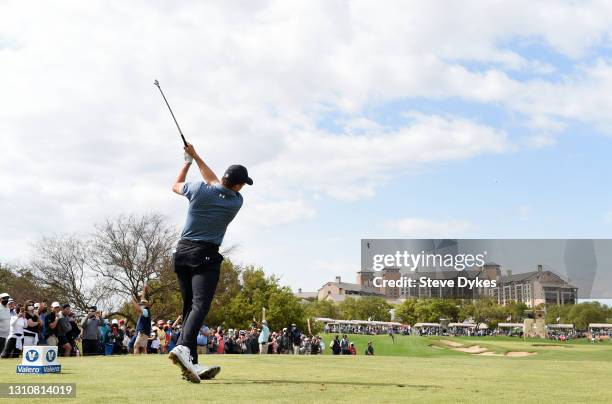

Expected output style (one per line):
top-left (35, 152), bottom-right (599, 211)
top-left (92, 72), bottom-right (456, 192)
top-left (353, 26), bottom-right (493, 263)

top-left (337, 297), bottom-right (359, 319)
top-left (395, 298), bottom-right (418, 325)
top-left (0, 264), bottom-right (54, 304)
top-left (415, 299), bottom-right (459, 323)
top-left (459, 298), bottom-right (507, 328)
top-left (545, 304), bottom-right (571, 324)
top-left (303, 299), bottom-right (339, 319)
top-left (505, 301), bottom-right (529, 322)
top-left (225, 266), bottom-right (305, 331)
top-left (567, 302), bottom-right (609, 330)
top-left (338, 297), bottom-right (392, 321)
top-left (204, 259), bottom-right (242, 327)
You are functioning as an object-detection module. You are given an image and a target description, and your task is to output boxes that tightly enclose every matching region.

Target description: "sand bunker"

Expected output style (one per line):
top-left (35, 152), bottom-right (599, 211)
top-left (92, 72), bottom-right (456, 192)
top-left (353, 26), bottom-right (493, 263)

top-left (437, 340), bottom-right (464, 348)
top-left (506, 351), bottom-right (537, 357)
top-left (452, 345), bottom-right (488, 354)
top-left (478, 351), bottom-right (504, 356)
top-left (432, 339), bottom-right (537, 357)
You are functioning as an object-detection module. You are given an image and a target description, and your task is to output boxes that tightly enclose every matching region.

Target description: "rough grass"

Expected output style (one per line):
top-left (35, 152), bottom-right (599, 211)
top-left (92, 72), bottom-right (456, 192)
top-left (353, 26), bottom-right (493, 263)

top-left (1, 335), bottom-right (611, 403)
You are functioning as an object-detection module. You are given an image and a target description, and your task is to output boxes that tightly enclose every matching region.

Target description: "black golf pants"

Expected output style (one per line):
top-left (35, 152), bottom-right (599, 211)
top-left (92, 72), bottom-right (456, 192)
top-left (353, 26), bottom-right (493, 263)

top-left (173, 239), bottom-right (222, 365)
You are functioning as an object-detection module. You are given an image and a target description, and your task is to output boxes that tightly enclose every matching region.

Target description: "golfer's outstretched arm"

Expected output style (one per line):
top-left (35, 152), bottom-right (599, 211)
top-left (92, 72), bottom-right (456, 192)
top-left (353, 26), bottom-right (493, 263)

top-left (184, 144), bottom-right (219, 185)
top-left (172, 162), bottom-right (191, 195)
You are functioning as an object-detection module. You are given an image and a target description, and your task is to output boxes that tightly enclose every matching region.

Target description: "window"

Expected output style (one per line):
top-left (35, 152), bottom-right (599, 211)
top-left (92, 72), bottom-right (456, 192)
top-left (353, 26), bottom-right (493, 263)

top-left (544, 288), bottom-right (559, 305)
top-left (561, 290), bottom-right (576, 305)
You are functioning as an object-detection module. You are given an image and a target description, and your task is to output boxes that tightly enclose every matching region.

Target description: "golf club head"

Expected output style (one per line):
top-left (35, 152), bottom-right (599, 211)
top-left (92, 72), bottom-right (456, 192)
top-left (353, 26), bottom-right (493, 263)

top-left (154, 79), bottom-right (160, 87)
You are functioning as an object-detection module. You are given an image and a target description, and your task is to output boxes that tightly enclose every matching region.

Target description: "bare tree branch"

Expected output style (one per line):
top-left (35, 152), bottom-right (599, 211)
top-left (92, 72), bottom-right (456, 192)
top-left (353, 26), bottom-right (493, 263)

top-left (90, 213), bottom-right (178, 302)
top-left (30, 235), bottom-right (105, 313)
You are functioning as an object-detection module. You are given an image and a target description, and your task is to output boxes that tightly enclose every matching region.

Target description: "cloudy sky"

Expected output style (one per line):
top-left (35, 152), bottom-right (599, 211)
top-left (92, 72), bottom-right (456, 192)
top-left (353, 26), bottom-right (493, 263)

top-left (1, 1), bottom-right (612, 293)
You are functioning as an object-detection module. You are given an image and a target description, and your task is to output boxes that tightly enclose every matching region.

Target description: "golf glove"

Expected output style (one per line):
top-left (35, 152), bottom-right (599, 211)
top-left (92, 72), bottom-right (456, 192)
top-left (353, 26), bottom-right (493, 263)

top-left (184, 152), bottom-right (193, 164)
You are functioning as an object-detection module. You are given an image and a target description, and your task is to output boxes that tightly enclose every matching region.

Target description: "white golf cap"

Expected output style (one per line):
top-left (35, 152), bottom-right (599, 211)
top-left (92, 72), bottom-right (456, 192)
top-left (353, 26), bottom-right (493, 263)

top-left (112, 319), bottom-right (119, 325)
top-left (0, 293), bottom-right (9, 298)
top-left (51, 301), bottom-right (60, 308)
top-left (34, 302), bottom-right (40, 308)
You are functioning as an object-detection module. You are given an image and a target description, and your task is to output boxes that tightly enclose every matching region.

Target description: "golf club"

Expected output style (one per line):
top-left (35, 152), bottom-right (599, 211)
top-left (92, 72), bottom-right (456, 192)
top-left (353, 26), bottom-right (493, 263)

top-left (153, 79), bottom-right (188, 147)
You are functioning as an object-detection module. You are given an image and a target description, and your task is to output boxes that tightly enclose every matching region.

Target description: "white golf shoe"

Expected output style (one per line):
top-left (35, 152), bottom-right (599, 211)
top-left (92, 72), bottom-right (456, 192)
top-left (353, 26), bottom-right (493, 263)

top-left (194, 364), bottom-right (221, 380)
top-left (169, 345), bottom-right (200, 383)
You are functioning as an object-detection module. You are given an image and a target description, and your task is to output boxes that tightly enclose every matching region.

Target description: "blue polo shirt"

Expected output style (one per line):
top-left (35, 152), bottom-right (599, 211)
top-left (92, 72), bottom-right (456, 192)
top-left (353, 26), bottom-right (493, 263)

top-left (180, 182), bottom-right (243, 246)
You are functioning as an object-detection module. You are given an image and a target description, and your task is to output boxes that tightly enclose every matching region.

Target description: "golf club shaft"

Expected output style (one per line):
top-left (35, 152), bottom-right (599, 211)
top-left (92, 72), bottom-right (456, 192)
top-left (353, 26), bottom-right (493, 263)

top-left (154, 80), bottom-right (188, 147)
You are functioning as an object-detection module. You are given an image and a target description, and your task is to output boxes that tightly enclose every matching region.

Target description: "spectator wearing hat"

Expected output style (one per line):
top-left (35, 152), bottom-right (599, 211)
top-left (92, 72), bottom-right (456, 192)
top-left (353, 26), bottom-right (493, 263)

top-left (149, 327), bottom-right (160, 354)
top-left (1, 303), bottom-right (28, 358)
top-left (81, 306), bottom-right (102, 356)
top-left (196, 325), bottom-right (209, 355)
top-left (280, 328), bottom-right (291, 354)
top-left (132, 297), bottom-right (151, 355)
top-left (0, 293), bottom-right (10, 352)
top-left (163, 321), bottom-right (172, 353)
top-left (291, 324), bottom-right (301, 355)
top-left (156, 320), bottom-right (167, 354)
top-left (258, 320), bottom-right (270, 355)
top-left (107, 319), bottom-right (124, 355)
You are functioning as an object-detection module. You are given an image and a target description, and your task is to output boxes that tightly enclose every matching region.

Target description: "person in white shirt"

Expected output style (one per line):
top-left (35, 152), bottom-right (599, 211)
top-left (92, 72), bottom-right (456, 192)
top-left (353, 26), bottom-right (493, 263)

top-left (0, 293), bottom-right (11, 353)
top-left (1, 305), bottom-right (28, 358)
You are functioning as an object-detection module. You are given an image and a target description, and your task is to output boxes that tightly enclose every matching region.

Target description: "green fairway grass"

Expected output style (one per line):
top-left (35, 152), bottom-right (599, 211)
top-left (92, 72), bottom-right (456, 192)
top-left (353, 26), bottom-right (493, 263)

top-left (1, 336), bottom-right (611, 403)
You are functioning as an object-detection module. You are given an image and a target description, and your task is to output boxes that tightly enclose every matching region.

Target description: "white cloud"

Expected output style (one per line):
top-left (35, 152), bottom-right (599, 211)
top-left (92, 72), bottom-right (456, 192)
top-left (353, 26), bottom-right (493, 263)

top-left (255, 113), bottom-right (510, 201)
top-left (239, 199), bottom-right (316, 228)
top-left (388, 218), bottom-right (473, 237)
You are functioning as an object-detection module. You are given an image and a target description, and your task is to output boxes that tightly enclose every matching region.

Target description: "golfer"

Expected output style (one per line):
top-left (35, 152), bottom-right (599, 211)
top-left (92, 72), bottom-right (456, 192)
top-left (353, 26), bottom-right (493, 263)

top-left (168, 143), bottom-right (252, 383)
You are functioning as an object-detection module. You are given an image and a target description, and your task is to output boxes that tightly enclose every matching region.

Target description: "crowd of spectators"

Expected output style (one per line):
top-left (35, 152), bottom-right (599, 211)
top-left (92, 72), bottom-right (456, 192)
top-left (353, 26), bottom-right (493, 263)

top-left (323, 324), bottom-right (405, 335)
top-left (0, 294), bottom-right (191, 358)
top-left (0, 294), bottom-right (378, 359)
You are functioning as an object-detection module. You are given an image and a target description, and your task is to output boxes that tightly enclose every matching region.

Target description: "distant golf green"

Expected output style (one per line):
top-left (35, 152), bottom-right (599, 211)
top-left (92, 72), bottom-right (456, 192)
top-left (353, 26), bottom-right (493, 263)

top-left (1, 335), bottom-right (611, 403)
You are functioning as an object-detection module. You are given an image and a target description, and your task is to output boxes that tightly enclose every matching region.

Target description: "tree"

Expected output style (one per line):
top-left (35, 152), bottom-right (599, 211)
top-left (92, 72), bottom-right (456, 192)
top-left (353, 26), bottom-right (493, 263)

top-left (545, 304), bottom-right (570, 324)
top-left (0, 264), bottom-right (52, 304)
top-left (395, 298), bottom-right (418, 325)
top-left (30, 235), bottom-right (105, 312)
top-left (414, 299), bottom-right (459, 323)
top-left (204, 258), bottom-right (242, 327)
top-left (459, 298), bottom-right (507, 328)
top-left (338, 297), bottom-right (392, 321)
top-left (224, 267), bottom-right (306, 331)
top-left (567, 302), bottom-right (609, 330)
top-left (505, 301), bottom-right (528, 322)
top-left (91, 213), bottom-right (177, 303)
top-left (303, 299), bottom-right (339, 320)
top-left (140, 259), bottom-right (183, 323)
